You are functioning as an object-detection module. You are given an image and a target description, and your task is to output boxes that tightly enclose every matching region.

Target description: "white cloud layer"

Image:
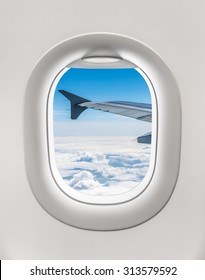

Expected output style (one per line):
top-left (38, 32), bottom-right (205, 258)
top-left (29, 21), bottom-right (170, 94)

top-left (54, 136), bottom-right (151, 196)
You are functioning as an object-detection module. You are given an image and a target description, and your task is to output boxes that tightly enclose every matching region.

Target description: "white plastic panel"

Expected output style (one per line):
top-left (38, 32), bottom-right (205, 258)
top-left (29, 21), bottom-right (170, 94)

top-left (1, 0), bottom-right (205, 259)
top-left (24, 33), bottom-right (181, 230)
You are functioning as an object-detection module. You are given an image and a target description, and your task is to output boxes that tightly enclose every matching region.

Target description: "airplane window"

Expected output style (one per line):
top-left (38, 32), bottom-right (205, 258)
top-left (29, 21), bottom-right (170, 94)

top-left (50, 67), bottom-right (154, 196)
top-left (25, 33), bottom-right (180, 228)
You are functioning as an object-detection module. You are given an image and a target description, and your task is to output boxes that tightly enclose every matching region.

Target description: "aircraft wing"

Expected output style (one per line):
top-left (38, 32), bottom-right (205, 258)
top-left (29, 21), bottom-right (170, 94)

top-left (79, 100), bottom-right (152, 122)
top-left (59, 90), bottom-right (152, 144)
top-left (59, 90), bottom-right (152, 122)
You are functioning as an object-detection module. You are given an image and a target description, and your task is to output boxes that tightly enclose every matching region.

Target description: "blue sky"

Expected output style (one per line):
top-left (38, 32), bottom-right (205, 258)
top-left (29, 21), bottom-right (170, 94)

top-left (53, 68), bottom-right (152, 136)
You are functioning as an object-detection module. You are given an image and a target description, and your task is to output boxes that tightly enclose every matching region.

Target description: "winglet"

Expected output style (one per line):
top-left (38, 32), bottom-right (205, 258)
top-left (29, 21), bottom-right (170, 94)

top-left (137, 132), bottom-right (151, 144)
top-left (59, 90), bottom-right (90, 119)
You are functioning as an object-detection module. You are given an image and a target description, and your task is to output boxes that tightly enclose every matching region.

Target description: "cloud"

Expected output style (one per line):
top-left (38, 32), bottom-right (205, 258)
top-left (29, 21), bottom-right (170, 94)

top-left (67, 170), bottom-right (102, 190)
top-left (54, 136), bottom-right (151, 195)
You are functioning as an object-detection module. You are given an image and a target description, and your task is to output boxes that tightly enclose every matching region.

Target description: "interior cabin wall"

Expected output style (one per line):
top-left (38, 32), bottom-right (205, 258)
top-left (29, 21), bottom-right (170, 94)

top-left (0, 0), bottom-right (205, 259)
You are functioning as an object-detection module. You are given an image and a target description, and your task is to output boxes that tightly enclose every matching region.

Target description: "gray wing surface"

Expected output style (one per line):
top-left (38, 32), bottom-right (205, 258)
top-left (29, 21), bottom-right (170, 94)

top-left (59, 90), bottom-right (152, 122)
top-left (80, 101), bottom-right (152, 122)
top-left (59, 90), bottom-right (152, 144)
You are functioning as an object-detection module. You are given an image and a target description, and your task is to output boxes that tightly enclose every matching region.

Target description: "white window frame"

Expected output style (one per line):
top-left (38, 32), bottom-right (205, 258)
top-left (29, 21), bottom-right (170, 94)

top-left (24, 33), bottom-right (181, 230)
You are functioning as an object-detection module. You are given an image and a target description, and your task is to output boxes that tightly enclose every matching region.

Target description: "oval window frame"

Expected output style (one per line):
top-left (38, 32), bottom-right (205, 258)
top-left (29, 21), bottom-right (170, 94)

top-left (24, 33), bottom-right (181, 230)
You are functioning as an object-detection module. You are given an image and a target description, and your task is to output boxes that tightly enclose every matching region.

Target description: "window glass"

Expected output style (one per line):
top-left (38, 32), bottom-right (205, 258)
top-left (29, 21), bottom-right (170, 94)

top-left (52, 68), bottom-right (152, 196)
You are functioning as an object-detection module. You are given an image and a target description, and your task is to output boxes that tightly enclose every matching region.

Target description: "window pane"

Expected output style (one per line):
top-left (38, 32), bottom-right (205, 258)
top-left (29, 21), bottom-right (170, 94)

top-left (52, 68), bottom-right (153, 196)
